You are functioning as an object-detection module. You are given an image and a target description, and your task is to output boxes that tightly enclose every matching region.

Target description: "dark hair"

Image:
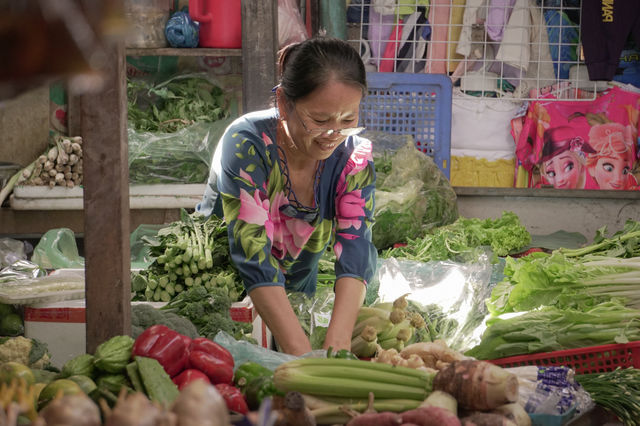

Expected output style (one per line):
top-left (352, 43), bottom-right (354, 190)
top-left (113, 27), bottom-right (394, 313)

top-left (277, 37), bottom-right (367, 103)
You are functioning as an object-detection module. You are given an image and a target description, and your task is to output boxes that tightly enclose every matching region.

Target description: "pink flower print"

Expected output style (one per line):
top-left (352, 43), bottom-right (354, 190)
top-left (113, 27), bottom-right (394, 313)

top-left (346, 140), bottom-right (373, 175)
top-left (334, 241), bottom-right (343, 260)
top-left (239, 169), bottom-right (256, 186)
top-left (334, 233), bottom-right (358, 261)
top-left (269, 192), bottom-right (315, 259)
top-left (336, 189), bottom-right (365, 230)
top-left (237, 189), bottom-right (273, 240)
top-left (262, 132), bottom-right (274, 146)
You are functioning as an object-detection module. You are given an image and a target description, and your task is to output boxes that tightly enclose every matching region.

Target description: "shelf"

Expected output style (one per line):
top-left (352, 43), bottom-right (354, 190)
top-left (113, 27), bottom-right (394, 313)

top-left (125, 47), bottom-right (242, 57)
top-left (453, 187), bottom-right (640, 200)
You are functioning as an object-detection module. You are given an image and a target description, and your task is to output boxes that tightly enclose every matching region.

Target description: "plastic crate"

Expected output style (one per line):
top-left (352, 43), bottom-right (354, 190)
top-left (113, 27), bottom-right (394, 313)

top-left (360, 72), bottom-right (452, 178)
top-left (490, 341), bottom-right (640, 375)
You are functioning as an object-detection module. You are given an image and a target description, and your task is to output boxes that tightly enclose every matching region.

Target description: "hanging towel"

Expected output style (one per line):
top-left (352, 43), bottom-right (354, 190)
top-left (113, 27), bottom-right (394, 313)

top-left (425, 0), bottom-right (450, 74)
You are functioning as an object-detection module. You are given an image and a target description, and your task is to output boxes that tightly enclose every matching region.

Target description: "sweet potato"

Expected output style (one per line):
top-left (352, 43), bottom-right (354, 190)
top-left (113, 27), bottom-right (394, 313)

top-left (399, 406), bottom-right (461, 426)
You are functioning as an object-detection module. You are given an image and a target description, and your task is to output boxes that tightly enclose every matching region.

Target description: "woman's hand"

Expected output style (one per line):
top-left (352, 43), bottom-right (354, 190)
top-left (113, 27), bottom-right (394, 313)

top-left (249, 286), bottom-right (312, 356)
top-left (323, 277), bottom-right (366, 352)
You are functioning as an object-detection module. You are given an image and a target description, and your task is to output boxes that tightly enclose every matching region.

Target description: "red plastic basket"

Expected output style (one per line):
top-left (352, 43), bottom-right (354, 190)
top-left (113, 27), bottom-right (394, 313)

top-left (489, 341), bottom-right (640, 375)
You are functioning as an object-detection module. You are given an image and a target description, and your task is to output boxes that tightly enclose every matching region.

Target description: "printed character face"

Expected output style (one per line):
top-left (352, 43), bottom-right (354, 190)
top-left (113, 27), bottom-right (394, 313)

top-left (283, 80), bottom-right (363, 163)
top-left (543, 151), bottom-right (585, 189)
top-left (591, 155), bottom-right (633, 190)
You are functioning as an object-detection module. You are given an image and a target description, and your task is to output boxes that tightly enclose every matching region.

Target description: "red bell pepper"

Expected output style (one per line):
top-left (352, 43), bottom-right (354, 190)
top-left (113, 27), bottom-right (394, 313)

top-left (188, 350), bottom-right (234, 385)
top-left (188, 337), bottom-right (234, 368)
top-left (172, 368), bottom-right (211, 390)
top-left (215, 383), bottom-right (249, 414)
top-left (132, 324), bottom-right (188, 377)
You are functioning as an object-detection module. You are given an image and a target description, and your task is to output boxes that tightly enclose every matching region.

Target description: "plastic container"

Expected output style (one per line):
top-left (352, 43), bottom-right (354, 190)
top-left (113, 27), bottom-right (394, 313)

top-left (360, 72), bottom-right (452, 178)
top-left (490, 341), bottom-right (640, 375)
top-left (124, 0), bottom-right (171, 48)
top-left (189, 0), bottom-right (241, 48)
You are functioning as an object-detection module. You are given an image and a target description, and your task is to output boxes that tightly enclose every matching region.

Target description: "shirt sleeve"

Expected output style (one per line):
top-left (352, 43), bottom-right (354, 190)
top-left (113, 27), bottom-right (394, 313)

top-left (216, 119), bottom-right (284, 293)
top-left (333, 137), bottom-right (378, 285)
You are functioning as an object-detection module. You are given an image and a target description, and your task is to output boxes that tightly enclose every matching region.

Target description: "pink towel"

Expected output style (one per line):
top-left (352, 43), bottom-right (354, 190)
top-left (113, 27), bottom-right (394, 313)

top-left (379, 20), bottom-right (403, 72)
top-left (425, 0), bottom-right (450, 74)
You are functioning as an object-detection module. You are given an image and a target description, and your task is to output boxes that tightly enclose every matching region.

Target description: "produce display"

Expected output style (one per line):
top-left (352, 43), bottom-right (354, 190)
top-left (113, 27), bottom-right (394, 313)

top-left (132, 210), bottom-right (244, 304)
top-left (2, 206), bottom-right (639, 425)
top-left (469, 220), bottom-right (640, 360)
top-left (127, 74), bottom-right (233, 184)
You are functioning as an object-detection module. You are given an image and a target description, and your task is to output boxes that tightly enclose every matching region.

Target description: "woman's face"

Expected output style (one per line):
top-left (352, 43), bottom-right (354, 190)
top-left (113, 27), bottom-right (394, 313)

top-left (591, 155), bottom-right (633, 189)
top-left (282, 80), bottom-right (362, 162)
top-left (543, 152), bottom-right (585, 189)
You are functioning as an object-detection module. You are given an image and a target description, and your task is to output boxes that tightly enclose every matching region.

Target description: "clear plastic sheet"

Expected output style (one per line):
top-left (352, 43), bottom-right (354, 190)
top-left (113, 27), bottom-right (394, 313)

top-left (375, 252), bottom-right (495, 352)
top-left (287, 285), bottom-right (335, 350)
top-left (128, 119), bottom-right (232, 184)
top-left (373, 140), bottom-right (458, 249)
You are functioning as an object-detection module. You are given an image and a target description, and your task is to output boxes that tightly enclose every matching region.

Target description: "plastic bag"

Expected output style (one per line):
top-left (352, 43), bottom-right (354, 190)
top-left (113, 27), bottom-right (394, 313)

top-left (375, 253), bottom-right (495, 352)
top-left (373, 139), bottom-right (458, 249)
top-left (278, 0), bottom-right (308, 48)
top-left (31, 228), bottom-right (84, 270)
top-left (214, 331), bottom-right (297, 371)
top-left (128, 119), bottom-right (233, 184)
top-left (288, 284), bottom-right (335, 350)
top-left (0, 238), bottom-right (27, 268)
top-left (130, 224), bottom-right (163, 270)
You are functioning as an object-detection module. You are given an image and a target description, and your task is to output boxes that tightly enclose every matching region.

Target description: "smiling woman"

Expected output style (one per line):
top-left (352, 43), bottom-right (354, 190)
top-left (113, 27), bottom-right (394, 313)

top-left (196, 37), bottom-right (378, 356)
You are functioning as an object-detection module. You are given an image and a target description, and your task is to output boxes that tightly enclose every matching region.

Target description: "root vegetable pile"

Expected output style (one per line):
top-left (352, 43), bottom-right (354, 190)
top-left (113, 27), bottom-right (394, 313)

top-left (17, 135), bottom-right (83, 189)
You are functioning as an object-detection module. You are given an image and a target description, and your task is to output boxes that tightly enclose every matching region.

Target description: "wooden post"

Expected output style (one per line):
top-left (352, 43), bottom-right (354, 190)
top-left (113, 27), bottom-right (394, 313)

top-left (242, 0), bottom-right (278, 113)
top-left (78, 40), bottom-right (131, 353)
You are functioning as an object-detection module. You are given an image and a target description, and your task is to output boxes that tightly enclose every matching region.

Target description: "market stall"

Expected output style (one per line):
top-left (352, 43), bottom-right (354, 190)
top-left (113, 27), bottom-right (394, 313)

top-left (2, 0), bottom-right (640, 425)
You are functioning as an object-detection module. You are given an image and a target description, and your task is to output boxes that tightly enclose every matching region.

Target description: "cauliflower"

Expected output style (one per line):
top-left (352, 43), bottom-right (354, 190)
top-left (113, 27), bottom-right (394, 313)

top-left (0, 336), bottom-right (51, 369)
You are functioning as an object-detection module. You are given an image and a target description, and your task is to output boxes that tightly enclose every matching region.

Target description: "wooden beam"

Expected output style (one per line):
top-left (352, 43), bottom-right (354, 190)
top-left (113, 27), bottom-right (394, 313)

top-left (241, 0), bottom-right (278, 113)
top-left (77, 40), bottom-right (131, 353)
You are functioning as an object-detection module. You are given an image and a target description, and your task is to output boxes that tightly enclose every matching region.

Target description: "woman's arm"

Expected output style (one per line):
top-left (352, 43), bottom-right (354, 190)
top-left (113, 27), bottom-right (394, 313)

top-left (249, 286), bottom-right (312, 356)
top-left (323, 276), bottom-right (365, 352)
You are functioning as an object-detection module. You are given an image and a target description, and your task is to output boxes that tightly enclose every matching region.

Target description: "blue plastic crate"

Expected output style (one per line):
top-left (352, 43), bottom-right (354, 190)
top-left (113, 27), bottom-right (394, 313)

top-left (360, 72), bottom-right (452, 178)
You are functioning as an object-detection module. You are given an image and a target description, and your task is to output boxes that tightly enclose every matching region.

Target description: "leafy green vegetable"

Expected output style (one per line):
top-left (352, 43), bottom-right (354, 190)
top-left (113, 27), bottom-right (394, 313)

top-left (373, 141), bottom-right (458, 250)
top-left (466, 300), bottom-right (640, 360)
top-left (132, 210), bottom-right (245, 304)
top-left (127, 75), bottom-right (228, 133)
top-left (382, 211), bottom-right (531, 263)
top-left (577, 368), bottom-right (640, 426)
top-left (557, 219), bottom-right (640, 258)
top-left (162, 285), bottom-right (254, 343)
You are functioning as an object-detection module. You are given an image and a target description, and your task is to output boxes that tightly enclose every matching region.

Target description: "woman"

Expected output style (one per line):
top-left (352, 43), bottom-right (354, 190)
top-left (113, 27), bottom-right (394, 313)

top-left (197, 37), bottom-right (377, 355)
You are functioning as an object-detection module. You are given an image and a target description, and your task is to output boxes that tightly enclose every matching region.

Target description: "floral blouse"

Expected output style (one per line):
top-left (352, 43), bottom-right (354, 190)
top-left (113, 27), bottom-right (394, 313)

top-left (197, 109), bottom-right (378, 296)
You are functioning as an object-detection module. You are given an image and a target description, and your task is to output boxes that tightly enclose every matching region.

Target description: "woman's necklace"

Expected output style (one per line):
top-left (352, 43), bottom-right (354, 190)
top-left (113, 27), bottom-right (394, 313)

top-left (276, 120), bottom-right (324, 221)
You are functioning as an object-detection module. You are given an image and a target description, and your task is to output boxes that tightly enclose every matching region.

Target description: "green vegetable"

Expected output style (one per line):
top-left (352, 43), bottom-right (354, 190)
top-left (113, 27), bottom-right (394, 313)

top-left (383, 211), bottom-right (531, 262)
top-left (274, 357), bottom-right (434, 401)
top-left (32, 369), bottom-right (58, 384)
top-left (0, 313), bottom-right (24, 337)
top-left (59, 353), bottom-right (95, 378)
top-left (557, 219), bottom-right (640, 258)
top-left (132, 210), bottom-right (245, 305)
top-left (487, 252), bottom-right (640, 315)
top-left (373, 140), bottom-right (459, 250)
top-left (126, 361), bottom-right (145, 393)
top-left (96, 373), bottom-right (131, 395)
top-left (67, 374), bottom-right (98, 395)
top-left (234, 361), bottom-right (274, 388)
top-left (161, 285), bottom-right (253, 342)
top-left (131, 303), bottom-right (198, 339)
top-left (576, 368), bottom-right (640, 426)
top-left (93, 335), bottom-right (135, 374)
top-left (127, 75), bottom-right (229, 133)
top-left (135, 356), bottom-right (179, 406)
top-left (0, 336), bottom-right (50, 369)
top-left (466, 300), bottom-right (640, 360)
